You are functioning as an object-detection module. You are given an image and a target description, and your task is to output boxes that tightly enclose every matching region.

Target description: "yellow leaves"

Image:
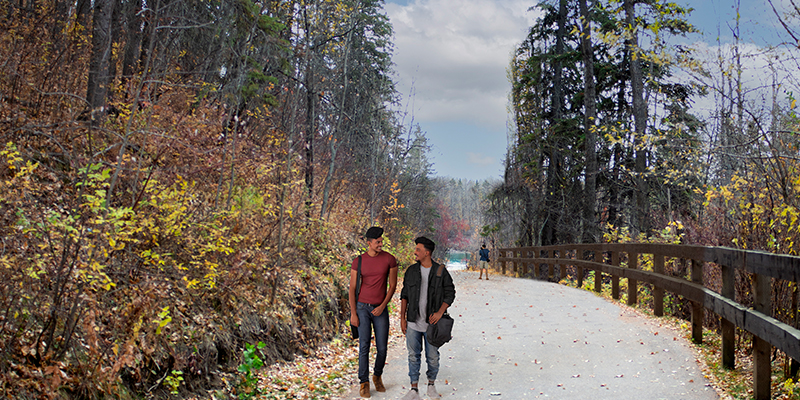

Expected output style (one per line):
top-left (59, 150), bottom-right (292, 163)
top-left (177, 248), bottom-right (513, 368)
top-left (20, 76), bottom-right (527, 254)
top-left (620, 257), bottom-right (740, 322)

top-left (719, 186), bottom-right (734, 203)
top-left (0, 255), bottom-right (13, 269)
top-left (203, 261), bottom-right (220, 289)
top-left (154, 307), bottom-right (172, 335)
top-left (183, 277), bottom-right (201, 289)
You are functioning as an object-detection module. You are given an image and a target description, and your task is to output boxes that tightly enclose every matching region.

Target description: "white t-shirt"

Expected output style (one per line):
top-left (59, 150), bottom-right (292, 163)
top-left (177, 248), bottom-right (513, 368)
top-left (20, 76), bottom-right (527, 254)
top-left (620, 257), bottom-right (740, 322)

top-left (408, 265), bottom-right (432, 332)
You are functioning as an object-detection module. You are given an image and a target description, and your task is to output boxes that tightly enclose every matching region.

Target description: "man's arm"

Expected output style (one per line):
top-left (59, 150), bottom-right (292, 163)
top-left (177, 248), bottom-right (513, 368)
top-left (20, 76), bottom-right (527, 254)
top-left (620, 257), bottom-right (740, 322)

top-left (349, 267), bottom-right (359, 327)
top-left (400, 298), bottom-right (408, 334)
top-left (372, 266), bottom-right (398, 316)
top-left (430, 270), bottom-right (456, 325)
top-left (428, 302), bottom-right (449, 325)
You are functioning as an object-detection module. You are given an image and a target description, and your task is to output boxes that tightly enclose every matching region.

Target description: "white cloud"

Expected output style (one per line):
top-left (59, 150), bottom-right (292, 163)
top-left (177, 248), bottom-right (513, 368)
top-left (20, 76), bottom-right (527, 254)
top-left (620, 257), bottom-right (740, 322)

top-left (385, 0), bottom-right (539, 128)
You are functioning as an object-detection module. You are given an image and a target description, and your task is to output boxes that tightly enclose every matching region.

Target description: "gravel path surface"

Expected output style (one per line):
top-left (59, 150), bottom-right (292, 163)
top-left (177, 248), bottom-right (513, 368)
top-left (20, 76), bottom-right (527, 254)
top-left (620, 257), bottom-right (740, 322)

top-left (339, 270), bottom-right (719, 399)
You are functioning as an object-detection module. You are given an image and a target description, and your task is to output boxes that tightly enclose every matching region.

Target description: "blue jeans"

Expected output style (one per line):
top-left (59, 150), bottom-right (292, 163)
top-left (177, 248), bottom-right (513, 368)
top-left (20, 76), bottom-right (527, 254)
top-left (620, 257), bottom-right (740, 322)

top-left (406, 327), bottom-right (440, 384)
top-left (356, 302), bottom-right (389, 383)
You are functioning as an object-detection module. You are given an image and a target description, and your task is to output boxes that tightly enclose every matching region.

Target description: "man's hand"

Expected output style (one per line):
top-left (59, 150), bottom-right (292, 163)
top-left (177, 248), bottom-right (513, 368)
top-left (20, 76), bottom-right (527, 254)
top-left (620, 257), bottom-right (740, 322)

top-left (429, 311), bottom-right (443, 325)
top-left (350, 312), bottom-right (359, 327)
top-left (371, 305), bottom-right (385, 316)
top-left (400, 318), bottom-right (407, 335)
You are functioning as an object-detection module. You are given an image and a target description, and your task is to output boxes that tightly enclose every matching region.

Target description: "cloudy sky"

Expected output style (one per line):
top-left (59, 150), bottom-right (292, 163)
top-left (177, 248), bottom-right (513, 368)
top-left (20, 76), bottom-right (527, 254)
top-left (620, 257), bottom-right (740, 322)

top-left (381, 0), bottom-right (793, 182)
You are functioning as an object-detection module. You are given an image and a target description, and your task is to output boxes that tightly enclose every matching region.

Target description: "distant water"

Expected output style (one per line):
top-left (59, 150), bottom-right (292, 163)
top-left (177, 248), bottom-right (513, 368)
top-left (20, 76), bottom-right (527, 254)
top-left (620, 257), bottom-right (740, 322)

top-left (446, 260), bottom-right (467, 271)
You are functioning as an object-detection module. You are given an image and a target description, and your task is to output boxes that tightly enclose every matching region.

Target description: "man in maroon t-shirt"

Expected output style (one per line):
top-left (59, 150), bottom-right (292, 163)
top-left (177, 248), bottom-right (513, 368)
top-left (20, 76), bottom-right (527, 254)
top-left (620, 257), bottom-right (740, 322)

top-left (349, 226), bottom-right (398, 398)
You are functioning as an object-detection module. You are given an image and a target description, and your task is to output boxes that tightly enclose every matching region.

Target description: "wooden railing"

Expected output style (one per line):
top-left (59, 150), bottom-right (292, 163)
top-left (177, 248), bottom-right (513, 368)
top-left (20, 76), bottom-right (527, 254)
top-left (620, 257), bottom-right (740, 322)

top-left (497, 243), bottom-right (800, 400)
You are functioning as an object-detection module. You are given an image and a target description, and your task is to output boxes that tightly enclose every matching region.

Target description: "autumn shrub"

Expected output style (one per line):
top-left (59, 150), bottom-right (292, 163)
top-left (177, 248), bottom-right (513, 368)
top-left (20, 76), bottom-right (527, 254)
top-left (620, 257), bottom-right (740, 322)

top-left (0, 66), bottom-right (355, 400)
top-left (0, 130), bottom-right (367, 399)
top-left (0, 2), bottom-right (424, 398)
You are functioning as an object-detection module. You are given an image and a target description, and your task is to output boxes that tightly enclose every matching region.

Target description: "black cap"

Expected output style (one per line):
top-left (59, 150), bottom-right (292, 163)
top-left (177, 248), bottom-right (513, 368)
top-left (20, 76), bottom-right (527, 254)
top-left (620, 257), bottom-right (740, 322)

top-left (365, 226), bottom-right (384, 239)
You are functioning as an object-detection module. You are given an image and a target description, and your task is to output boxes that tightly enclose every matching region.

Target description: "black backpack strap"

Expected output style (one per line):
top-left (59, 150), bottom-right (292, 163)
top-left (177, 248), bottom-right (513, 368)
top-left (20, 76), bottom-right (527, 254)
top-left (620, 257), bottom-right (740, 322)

top-left (355, 255), bottom-right (363, 300)
top-left (435, 262), bottom-right (448, 316)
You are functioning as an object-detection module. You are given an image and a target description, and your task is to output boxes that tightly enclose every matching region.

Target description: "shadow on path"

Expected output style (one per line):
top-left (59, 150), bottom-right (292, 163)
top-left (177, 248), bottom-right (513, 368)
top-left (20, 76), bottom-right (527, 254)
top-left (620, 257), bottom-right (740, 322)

top-left (339, 270), bottom-right (719, 399)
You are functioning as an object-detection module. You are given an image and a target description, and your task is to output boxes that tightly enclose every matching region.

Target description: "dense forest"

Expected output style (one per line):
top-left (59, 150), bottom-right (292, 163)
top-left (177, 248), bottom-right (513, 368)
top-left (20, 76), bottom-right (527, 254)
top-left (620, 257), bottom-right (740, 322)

top-left (0, 0), bottom-right (460, 397)
top-left (495, 0), bottom-right (800, 255)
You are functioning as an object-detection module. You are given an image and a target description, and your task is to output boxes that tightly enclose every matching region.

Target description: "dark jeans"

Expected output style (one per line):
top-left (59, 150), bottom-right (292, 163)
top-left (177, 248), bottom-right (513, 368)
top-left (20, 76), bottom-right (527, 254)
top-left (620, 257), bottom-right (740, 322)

top-left (356, 302), bottom-right (389, 383)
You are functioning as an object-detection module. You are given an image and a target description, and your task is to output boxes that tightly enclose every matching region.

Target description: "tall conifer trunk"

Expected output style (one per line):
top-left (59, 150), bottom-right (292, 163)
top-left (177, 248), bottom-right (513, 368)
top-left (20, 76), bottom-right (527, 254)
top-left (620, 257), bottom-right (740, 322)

top-left (625, 0), bottom-right (649, 235)
top-left (543, 0), bottom-right (568, 246)
top-left (580, 0), bottom-right (598, 243)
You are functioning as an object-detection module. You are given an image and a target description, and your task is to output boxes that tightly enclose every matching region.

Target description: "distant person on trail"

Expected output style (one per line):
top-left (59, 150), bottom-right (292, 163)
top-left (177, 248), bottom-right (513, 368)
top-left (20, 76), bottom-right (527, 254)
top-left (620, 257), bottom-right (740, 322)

top-left (400, 237), bottom-right (456, 400)
top-left (349, 226), bottom-right (398, 398)
top-left (478, 244), bottom-right (490, 280)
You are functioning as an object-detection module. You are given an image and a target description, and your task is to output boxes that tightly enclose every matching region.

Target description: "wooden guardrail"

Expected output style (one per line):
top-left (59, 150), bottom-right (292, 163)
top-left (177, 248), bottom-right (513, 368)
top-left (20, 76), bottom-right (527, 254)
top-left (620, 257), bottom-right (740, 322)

top-left (497, 243), bottom-right (800, 400)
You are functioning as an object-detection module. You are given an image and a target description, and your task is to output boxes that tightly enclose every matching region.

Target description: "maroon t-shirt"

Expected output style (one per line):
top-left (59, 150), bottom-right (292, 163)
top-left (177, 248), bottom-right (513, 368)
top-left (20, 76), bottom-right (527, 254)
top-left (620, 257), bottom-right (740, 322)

top-left (352, 251), bottom-right (397, 304)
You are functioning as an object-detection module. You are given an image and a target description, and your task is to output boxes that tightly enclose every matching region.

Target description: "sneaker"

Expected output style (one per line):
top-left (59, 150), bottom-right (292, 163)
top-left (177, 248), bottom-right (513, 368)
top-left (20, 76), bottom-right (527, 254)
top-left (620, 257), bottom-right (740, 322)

top-left (372, 375), bottom-right (386, 392)
top-left (359, 382), bottom-right (370, 398)
top-left (427, 382), bottom-right (440, 398)
top-left (401, 388), bottom-right (420, 400)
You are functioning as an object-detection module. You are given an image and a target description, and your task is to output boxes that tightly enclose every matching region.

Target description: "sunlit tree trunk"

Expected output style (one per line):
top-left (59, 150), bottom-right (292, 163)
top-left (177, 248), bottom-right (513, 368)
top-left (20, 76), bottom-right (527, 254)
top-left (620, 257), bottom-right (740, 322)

top-left (320, 22), bottom-right (354, 219)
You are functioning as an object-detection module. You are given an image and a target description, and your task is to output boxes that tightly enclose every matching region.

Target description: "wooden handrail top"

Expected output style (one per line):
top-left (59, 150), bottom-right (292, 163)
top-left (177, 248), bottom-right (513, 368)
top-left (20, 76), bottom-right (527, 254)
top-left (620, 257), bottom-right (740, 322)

top-left (498, 244), bottom-right (800, 282)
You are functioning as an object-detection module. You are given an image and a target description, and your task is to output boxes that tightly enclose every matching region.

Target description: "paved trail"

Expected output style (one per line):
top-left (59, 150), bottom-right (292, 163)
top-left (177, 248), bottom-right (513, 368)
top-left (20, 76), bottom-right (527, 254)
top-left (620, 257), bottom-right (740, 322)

top-left (340, 270), bottom-right (719, 400)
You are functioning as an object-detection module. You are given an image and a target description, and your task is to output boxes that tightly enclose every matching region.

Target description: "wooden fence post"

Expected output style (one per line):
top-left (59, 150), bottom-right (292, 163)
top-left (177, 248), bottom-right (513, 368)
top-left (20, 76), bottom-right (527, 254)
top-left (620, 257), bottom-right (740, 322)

top-left (753, 273), bottom-right (772, 400)
top-left (628, 252), bottom-right (638, 306)
top-left (721, 264), bottom-right (735, 369)
top-left (577, 249), bottom-right (585, 288)
top-left (522, 249), bottom-right (529, 276)
top-left (514, 249), bottom-right (519, 275)
top-left (653, 254), bottom-right (664, 317)
top-left (502, 250), bottom-right (507, 275)
top-left (560, 250), bottom-right (567, 281)
top-left (611, 251), bottom-right (620, 300)
top-left (534, 249), bottom-right (550, 280)
top-left (548, 249), bottom-right (555, 281)
top-left (690, 259), bottom-right (703, 344)
top-left (594, 250), bottom-right (602, 293)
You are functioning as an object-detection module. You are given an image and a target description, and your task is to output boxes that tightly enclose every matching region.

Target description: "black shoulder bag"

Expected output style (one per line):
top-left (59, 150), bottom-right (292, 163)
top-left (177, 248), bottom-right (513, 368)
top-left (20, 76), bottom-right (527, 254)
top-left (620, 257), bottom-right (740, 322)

top-left (350, 255), bottom-right (362, 339)
top-left (426, 263), bottom-right (454, 347)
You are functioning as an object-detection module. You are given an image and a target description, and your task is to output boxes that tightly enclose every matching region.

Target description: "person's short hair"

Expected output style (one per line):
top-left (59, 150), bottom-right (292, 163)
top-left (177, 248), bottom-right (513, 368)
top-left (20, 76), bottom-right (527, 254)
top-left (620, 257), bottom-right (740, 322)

top-left (415, 236), bottom-right (435, 254)
top-left (481, 244), bottom-right (486, 249)
top-left (365, 226), bottom-right (383, 240)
